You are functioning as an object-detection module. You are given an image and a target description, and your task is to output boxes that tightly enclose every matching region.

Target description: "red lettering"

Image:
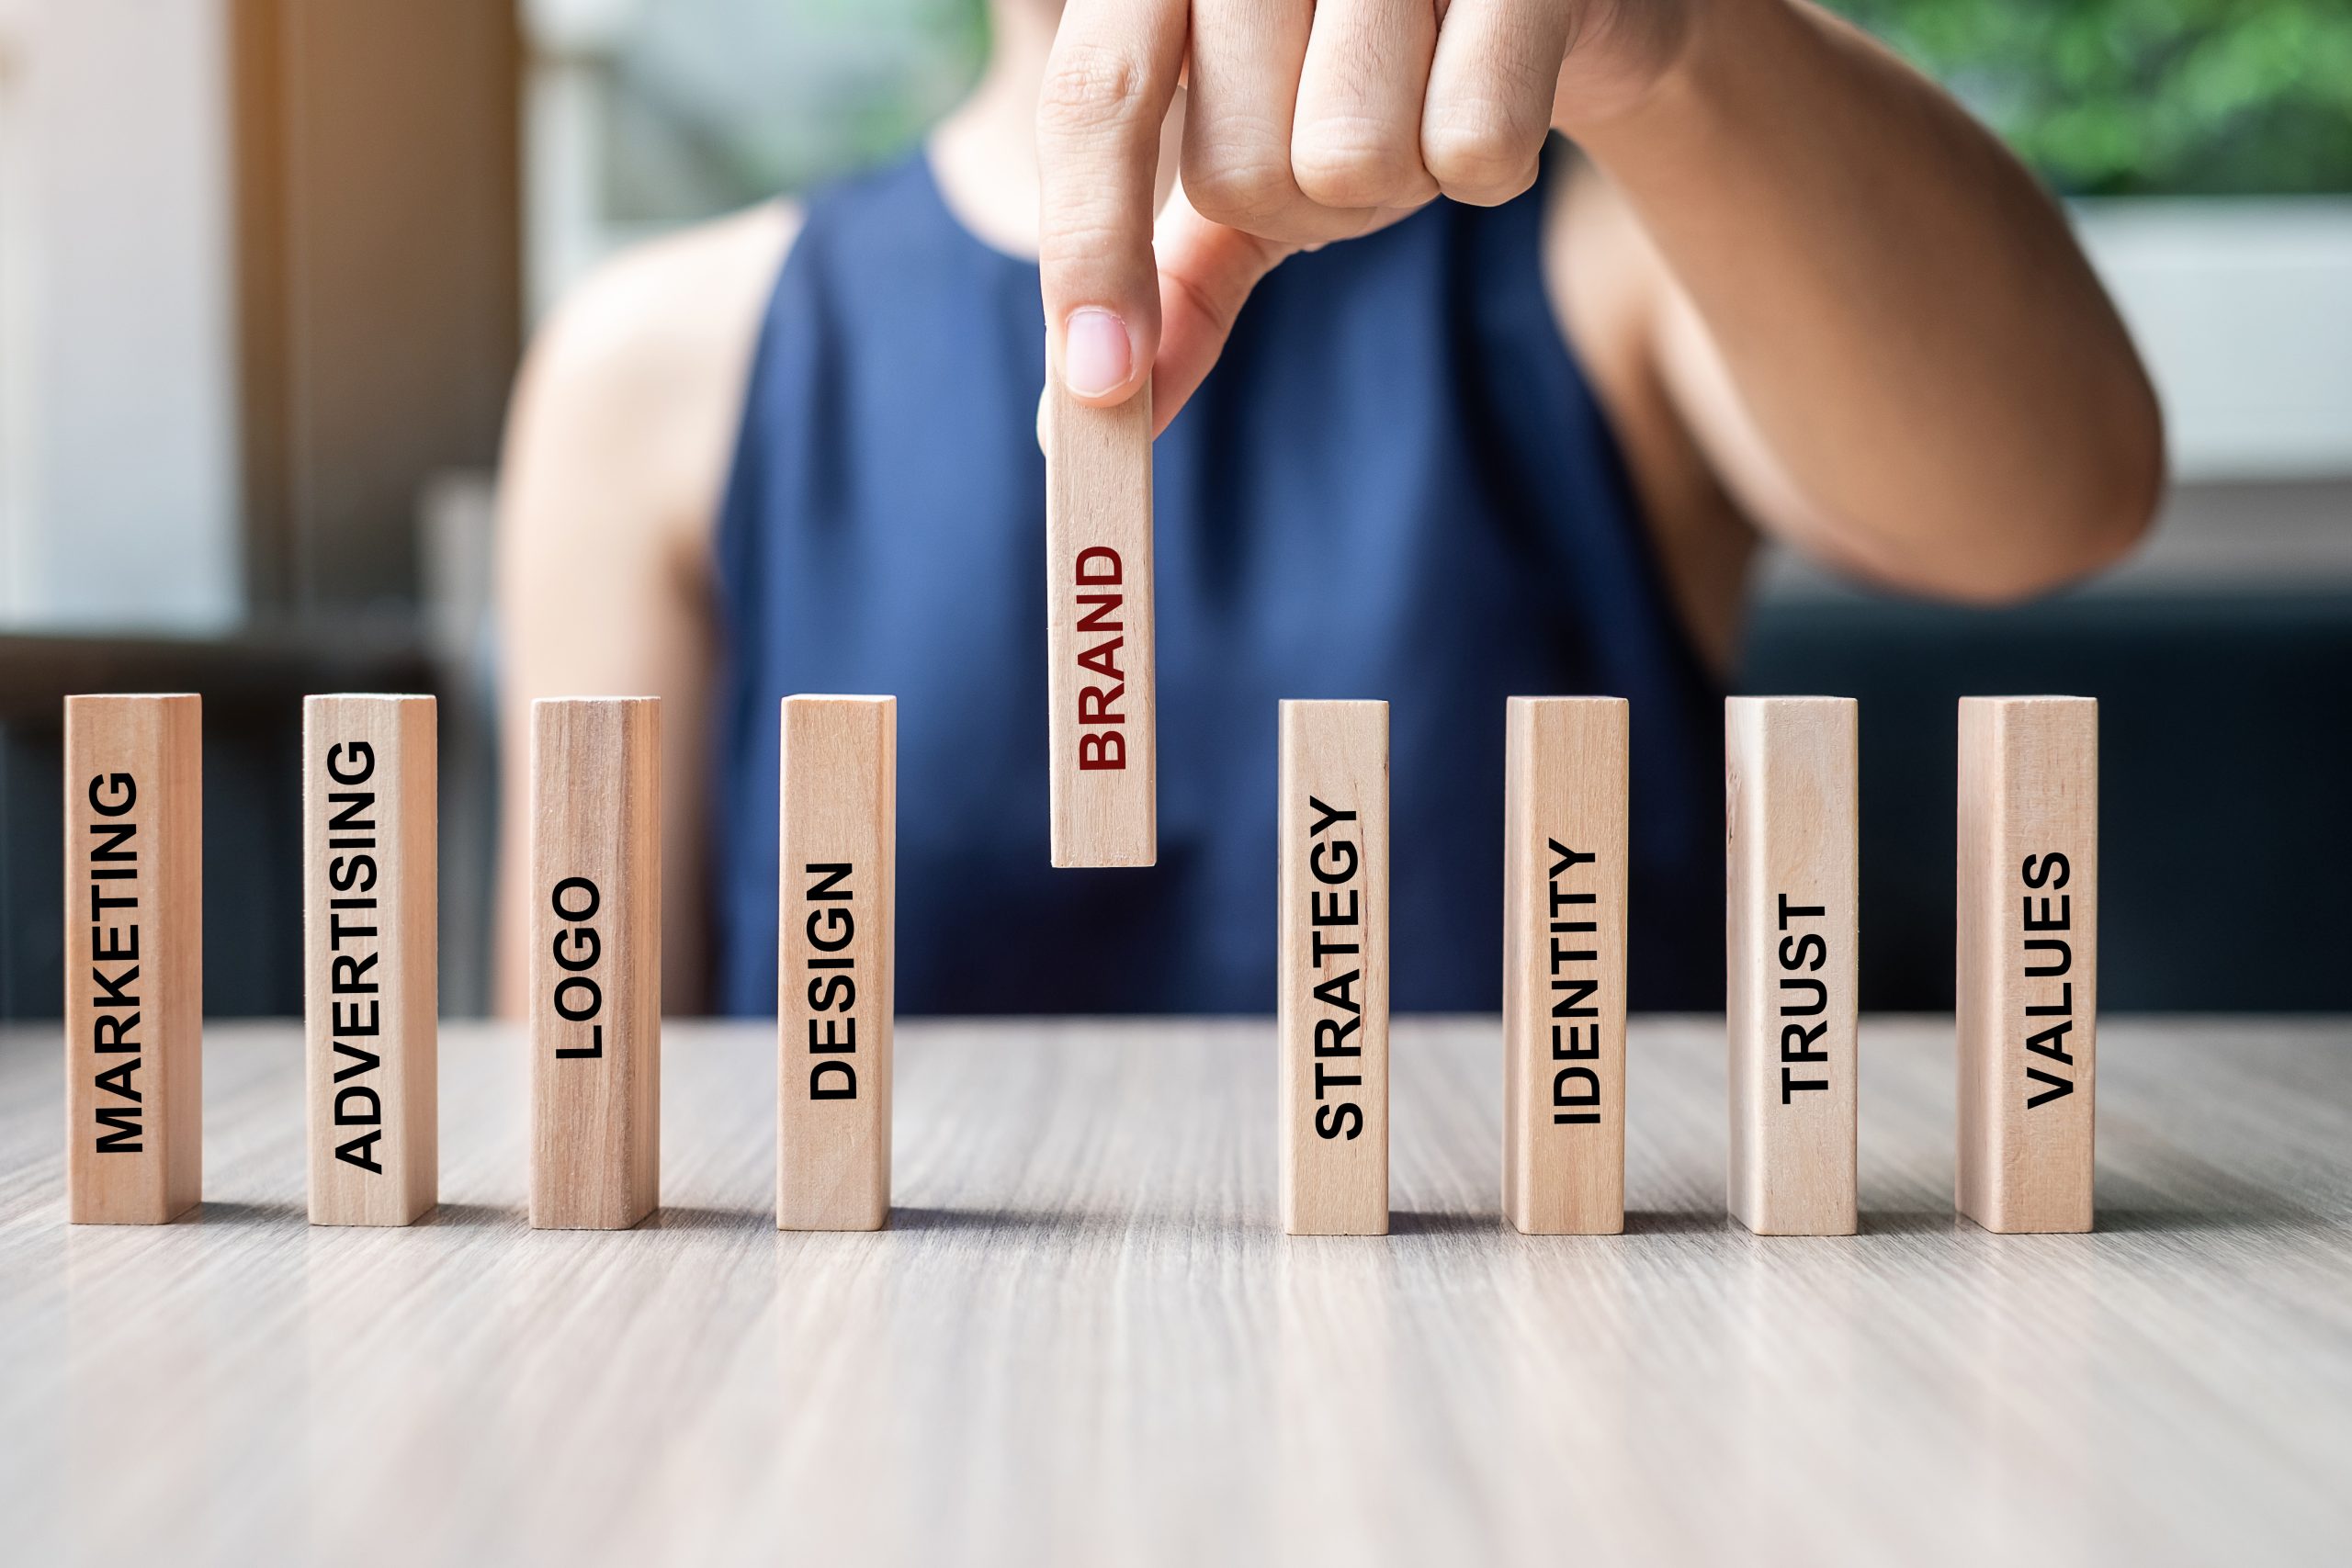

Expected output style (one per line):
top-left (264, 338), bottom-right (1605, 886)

top-left (1079, 732), bottom-right (1125, 771)
top-left (1077, 637), bottom-right (1125, 681)
top-left (1074, 592), bottom-right (1123, 635)
top-left (1079, 683), bottom-right (1125, 725)
top-left (1075, 547), bottom-right (1122, 584)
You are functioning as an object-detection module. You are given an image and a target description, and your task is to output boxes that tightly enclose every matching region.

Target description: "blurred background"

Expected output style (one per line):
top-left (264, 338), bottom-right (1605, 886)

top-left (1, 0), bottom-right (2346, 1019)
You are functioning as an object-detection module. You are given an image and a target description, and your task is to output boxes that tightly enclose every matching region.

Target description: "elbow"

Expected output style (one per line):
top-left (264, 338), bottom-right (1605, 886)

top-left (1920, 362), bottom-right (2168, 609)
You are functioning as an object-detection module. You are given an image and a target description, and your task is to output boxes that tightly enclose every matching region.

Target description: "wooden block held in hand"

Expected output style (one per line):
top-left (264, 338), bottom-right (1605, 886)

top-left (1279, 700), bottom-right (1388, 1236)
top-left (64, 694), bottom-right (203, 1224)
top-left (1958, 696), bottom-right (2098, 1234)
top-left (778, 695), bottom-right (895, 1231)
top-left (529, 697), bottom-right (661, 1229)
top-left (304, 694), bottom-right (437, 1225)
top-left (1725, 696), bottom-right (1859, 1236)
top-left (1502, 697), bottom-right (1629, 1235)
top-left (1045, 378), bottom-right (1155, 867)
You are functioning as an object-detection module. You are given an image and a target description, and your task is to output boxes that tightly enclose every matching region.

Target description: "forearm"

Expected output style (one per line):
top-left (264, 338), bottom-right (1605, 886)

top-left (1566, 0), bottom-right (2162, 598)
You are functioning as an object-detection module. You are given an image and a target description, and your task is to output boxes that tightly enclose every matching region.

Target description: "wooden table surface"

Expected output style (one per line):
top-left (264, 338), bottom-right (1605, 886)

top-left (4, 1016), bottom-right (2349, 1567)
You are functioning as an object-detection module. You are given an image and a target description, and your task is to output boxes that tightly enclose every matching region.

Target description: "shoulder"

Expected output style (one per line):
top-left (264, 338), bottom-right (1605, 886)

top-left (504, 200), bottom-right (802, 564)
top-left (527, 201), bottom-right (801, 396)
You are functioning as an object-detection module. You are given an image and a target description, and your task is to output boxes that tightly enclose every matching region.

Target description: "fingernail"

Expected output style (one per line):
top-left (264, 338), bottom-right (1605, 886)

top-left (1061, 308), bottom-right (1133, 398)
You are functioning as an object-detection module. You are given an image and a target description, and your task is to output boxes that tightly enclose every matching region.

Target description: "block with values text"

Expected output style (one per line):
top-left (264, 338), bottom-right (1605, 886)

top-left (303, 694), bottom-right (437, 1226)
top-left (529, 697), bottom-right (662, 1230)
top-left (1502, 697), bottom-right (1629, 1235)
top-left (1724, 696), bottom-right (1859, 1236)
top-left (1279, 700), bottom-right (1389, 1236)
top-left (63, 694), bottom-right (204, 1224)
top-left (1045, 377), bottom-right (1156, 867)
top-left (778, 695), bottom-right (896, 1231)
top-left (1958, 696), bottom-right (2098, 1234)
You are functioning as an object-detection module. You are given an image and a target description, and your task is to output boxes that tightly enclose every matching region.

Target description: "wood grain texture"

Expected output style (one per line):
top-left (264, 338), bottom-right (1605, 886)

top-left (777, 696), bottom-right (895, 1231)
top-left (4, 1016), bottom-right (2350, 1568)
top-left (1045, 378), bottom-right (1156, 867)
top-left (1958, 696), bottom-right (2098, 1233)
top-left (529, 698), bottom-right (661, 1229)
top-left (303, 695), bottom-right (437, 1225)
top-left (62, 694), bottom-right (202, 1224)
top-left (1279, 700), bottom-right (1388, 1235)
top-left (1503, 697), bottom-right (1629, 1235)
top-left (1725, 697), bottom-right (1860, 1235)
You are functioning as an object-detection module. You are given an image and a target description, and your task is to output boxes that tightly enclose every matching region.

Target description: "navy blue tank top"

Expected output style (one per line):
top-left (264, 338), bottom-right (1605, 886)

top-left (713, 150), bottom-right (1723, 1015)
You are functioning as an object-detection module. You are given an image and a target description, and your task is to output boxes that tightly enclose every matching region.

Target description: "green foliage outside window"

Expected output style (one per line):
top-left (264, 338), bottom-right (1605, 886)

top-left (599, 0), bottom-right (2352, 216)
top-left (1832, 0), bottom-right (2352, 195)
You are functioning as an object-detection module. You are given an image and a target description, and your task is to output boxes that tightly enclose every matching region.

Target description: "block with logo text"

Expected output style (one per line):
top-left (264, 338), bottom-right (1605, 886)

top-left (304, 694), bottom-right (437, 1225)
top-left (1503, 697), bottom-right (1629, 1235)
top-left (1279, 700), bottom-right (1389, 1236)
top-left (529, 697), bottom-right (661, 1229)
top-left (64, 694), bottom-right (203, 1224)
top-left (1958, 696), bottom-right (2098, 1234)
top-left (1045, 377), bottom-right (1156, 867)
top-left (778, 695), bottom-right (896, 1231)
top-left (1725, 696), bottom-right (1859, 1236)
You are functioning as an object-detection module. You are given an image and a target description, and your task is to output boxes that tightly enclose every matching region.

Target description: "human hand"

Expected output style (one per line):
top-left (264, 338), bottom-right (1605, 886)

top-left (1036, 0), bottom-right (1695, 430)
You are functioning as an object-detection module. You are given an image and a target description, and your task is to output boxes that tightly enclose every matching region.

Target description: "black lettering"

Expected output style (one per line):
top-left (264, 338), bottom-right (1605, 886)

top-left (551, 876), bottom-right (600, 921)
top-left (93, 1105), bottom-right (143, 1153)
top-left (335, 1132), bottom-right (385, 1173)
top-left (2025, 1066), bottom-right (2075, 1108)
top-left (1315, 1102), bottom-right (1363, 1141)
top-left (88, 773), bottom-right (136, 817)
top-left (2022, 852), bottom-right (2071, 890)
top-left (332, 1041), bottom-right (383, 1081)
top-left (326, 741), bottom-right (377, 786)
top-left (332, 953), bottom-right (380, 994)
top-left (552, 976), bottom-right (600, 1021)
top-left (1777, 894), bottom-right (1826, 930)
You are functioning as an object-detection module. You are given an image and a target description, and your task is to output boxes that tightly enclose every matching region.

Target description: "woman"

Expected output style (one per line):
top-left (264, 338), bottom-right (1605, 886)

top-left (493, 0), bottom-right (2162, 1016)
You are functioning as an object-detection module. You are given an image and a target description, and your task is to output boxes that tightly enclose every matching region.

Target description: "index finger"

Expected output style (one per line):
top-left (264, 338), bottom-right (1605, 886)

top-left (1035, 0), bottom-right (1190, 407)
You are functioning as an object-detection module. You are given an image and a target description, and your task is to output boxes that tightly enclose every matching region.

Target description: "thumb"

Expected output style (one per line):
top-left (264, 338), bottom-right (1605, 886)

top-left (1145, 184), bottom-right (1297, 435)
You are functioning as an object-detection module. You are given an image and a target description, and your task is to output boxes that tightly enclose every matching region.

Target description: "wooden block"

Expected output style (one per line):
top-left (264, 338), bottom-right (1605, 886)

top-left (1724, 696), bottom-right (1859, 1235)
top-left (1045, 377), bottom-right (1155, 867)
top-left (1279, 700), bottom-right (1388, 1236)
top-left (777, 695), bottom-right (896, 1231)
top-left (1958, 696), bottom-right (2098, 1234)
top-left (528, 697), bottom-right (661, 1229)
top-left (1501, 697), bottom-right (1629, 1235)
top-left (303, 695), bottom-right (437, 1225)
top-left (63, 694), bottom-right (203, 1224)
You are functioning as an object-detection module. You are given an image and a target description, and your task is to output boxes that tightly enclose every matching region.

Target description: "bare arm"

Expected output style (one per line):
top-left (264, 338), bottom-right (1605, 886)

top-left (491, 204), bottom-right (797, 1017)
top-left (1564, 0), bottom-right (2163, 602)
top-left (1034, 0), bottom-right (2161, 605)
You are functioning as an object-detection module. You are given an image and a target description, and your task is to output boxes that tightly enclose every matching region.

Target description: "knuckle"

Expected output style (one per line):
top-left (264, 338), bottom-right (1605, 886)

top-left (1036, 41), bottom-right (1154, 141)
top-left (1184, 144), bottom-right (1304, 231)
top-left (1291, 118), bottom-right (1432, 209)
top-left (1422, 101), bottom-right (1542, 205)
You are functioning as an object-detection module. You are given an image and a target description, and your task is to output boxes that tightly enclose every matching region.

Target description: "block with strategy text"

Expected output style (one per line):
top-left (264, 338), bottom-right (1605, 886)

top-left (1279, 700), bottom-right (1389, 1236)
top-left (304, 694), bottom-right (437, 1225)
top-left (1725, 696), bottom-right (1859, 1235)
top-left (778, 695), bottom-right (896, 1231)
top-left (1045, 377), bottom-right (1155, 867)
top-left (1502, 697), bottom-right (1629, 1235)
top-left (1958, 696), bottom-right (2098, 1234)
top-left (64, 694), bottom-right (203, 1224)
top-left (529, 697), bottom-right (661, 1229)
